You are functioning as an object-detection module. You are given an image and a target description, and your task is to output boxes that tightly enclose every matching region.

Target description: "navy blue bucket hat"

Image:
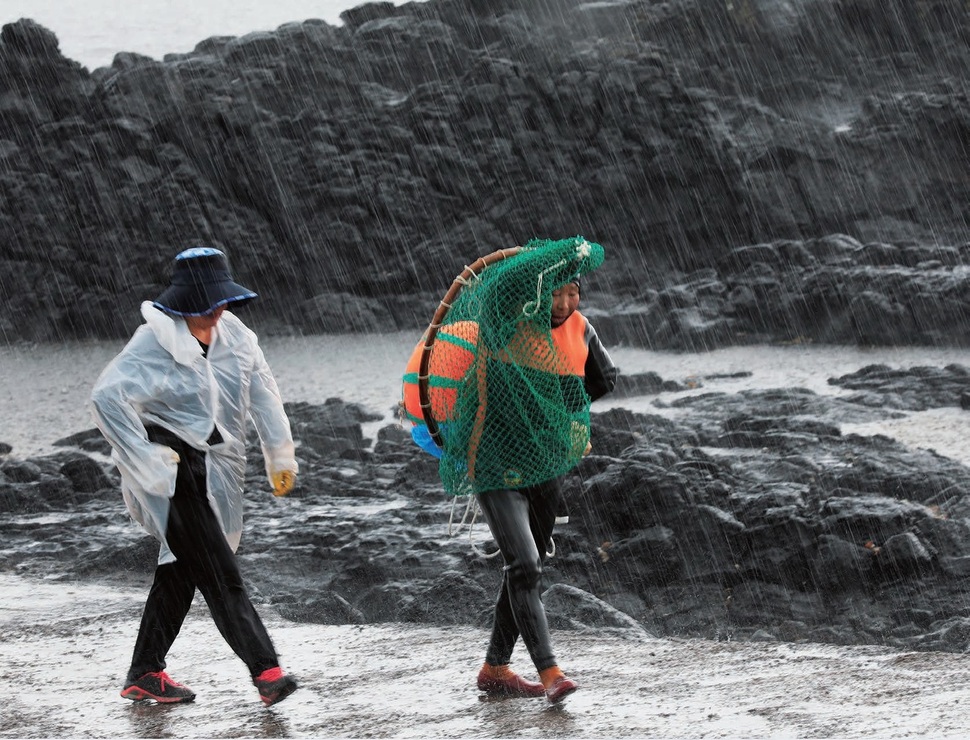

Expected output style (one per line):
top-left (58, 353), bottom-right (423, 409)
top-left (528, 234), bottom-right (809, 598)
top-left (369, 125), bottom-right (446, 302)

top-left (153, 247), bottom-right (257, 316)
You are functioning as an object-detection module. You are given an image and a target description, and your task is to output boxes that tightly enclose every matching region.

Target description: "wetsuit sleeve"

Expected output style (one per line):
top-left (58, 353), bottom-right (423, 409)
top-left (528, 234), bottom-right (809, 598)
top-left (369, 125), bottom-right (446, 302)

top-left (583, 321), bottom-right (618, 402)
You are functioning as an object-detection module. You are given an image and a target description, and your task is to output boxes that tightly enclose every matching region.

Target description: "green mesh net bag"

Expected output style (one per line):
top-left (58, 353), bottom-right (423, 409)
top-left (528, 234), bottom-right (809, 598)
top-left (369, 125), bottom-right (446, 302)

top-left (406, 236), bottom-right (605, 497)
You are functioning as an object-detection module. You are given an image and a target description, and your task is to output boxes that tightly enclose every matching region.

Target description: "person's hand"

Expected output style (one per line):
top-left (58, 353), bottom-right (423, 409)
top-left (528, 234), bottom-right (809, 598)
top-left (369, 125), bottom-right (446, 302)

top-left (146, 445), bottom-right (180, 498)
top-left (271, 470), bottom-right (296, 497)
top-left (569, 421), bottom-right (590, 459)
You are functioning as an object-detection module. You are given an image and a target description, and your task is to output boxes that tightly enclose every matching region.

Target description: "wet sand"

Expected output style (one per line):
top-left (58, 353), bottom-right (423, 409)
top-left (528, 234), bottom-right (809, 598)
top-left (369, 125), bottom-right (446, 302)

top-left (2, 574), bottom-right (968, 739)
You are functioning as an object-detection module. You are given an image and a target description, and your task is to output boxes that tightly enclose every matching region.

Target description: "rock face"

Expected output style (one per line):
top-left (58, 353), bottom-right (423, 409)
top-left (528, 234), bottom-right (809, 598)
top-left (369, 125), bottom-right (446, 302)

top-left (6, 366), bottom-right (970, 654)
top-left (0, 1), bottom-right (967, 343)
top-left (593, 234), bottom-right (970, 350)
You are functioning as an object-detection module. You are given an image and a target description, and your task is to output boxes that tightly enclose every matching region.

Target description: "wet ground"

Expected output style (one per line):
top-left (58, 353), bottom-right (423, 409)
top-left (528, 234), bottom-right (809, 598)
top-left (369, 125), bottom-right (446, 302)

top-left (6, 340), bottom-right (970, 737)
top-left (2, 574), bottom-right (968, 739)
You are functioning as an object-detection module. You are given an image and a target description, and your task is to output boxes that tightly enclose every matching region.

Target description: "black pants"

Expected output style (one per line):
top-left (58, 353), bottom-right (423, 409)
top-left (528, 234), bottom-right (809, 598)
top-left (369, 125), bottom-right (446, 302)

top-left (476, 477), bottom-right (561, 673)
top-left (127, 428), bottom-right (278, 682)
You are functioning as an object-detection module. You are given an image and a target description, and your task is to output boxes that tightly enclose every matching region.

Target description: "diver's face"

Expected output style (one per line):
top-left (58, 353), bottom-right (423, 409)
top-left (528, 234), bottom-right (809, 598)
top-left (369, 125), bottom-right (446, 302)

top-left (185, 305), bottom-right (225, 332)
top-left (551, 282), bottom-right (580, 328)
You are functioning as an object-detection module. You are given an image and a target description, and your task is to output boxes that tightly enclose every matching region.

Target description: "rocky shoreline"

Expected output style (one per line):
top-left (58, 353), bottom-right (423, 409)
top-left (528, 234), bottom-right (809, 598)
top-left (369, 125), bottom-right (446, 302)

top-left (3, 0), bottom-right (970, 672)
top-left (5, 362), bottom-right (970, 654)
top-left (1, 0), bottom-right (967, 346)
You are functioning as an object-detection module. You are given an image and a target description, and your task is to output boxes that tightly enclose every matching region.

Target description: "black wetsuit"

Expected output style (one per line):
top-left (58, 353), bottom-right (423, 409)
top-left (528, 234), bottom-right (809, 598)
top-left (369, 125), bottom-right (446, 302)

top-left (477, 322), bottom-right (617, 671)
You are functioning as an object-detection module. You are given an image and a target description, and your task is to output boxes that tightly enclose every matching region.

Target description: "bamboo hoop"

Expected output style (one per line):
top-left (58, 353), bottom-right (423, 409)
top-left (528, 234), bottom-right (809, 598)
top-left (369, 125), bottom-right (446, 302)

top-left (418, 246), bottom-right (523, 449)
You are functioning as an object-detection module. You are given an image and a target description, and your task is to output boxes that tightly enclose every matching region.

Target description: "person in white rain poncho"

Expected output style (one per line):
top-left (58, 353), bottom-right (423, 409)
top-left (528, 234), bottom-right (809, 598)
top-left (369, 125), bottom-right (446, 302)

top-left (90, 247), bottom-right (299, 707)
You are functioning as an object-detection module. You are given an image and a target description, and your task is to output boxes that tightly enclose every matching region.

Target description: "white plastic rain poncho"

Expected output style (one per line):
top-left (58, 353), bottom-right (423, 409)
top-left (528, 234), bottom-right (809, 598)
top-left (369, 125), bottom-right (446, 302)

top-left (91, 302), bottom-right (298, 565)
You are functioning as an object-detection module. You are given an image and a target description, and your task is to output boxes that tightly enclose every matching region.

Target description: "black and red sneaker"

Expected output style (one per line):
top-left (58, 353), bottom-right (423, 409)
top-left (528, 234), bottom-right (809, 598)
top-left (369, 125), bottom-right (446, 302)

top-left (254, 667), bottom-right (298, 706)
top-left (121, 671), bottom-right (196, 703)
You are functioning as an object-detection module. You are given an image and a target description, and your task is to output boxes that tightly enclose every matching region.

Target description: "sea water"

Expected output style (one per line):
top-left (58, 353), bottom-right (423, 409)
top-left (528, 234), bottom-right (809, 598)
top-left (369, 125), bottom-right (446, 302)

top-left (3, 333), bottom-right (970, 464)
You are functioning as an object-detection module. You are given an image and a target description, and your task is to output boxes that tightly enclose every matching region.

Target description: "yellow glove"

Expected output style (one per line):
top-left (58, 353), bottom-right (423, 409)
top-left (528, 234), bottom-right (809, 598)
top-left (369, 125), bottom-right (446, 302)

top-left (271, 470), bottom-right (296, 497)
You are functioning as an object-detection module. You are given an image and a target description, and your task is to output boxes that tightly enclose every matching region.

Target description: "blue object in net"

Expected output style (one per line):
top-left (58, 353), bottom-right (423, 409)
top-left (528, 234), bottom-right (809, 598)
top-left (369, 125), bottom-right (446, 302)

top-left (410, 424), bottom-right (444, 459)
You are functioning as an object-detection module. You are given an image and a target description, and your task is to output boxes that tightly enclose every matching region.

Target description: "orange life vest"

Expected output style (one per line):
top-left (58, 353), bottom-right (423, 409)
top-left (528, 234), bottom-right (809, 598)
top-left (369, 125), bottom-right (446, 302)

top-left (551, 310), bottom-right (589, 376)
top-left (493, 310), bottom-right (589, 377)
top-left (402, 321), bottom-right (479, 427)
top-left (402, 312), bottom-right (589, 476)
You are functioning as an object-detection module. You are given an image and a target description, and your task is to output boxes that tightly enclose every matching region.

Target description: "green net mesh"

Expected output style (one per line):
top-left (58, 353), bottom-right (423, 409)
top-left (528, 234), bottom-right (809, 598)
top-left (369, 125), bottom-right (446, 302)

top-left (426, 236), bottom-right (605, 496)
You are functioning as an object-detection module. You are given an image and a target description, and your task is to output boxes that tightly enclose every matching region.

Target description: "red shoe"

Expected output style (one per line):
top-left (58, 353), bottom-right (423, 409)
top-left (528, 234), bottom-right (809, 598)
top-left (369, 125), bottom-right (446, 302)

top-left (545, 675), bottom-right (579, 704)
top-left (477, 666), bottom-right (546, 698)
top-left (254, 667), bottom-right (298, 706)
top-left (120, 671), bottom-right (196, 703)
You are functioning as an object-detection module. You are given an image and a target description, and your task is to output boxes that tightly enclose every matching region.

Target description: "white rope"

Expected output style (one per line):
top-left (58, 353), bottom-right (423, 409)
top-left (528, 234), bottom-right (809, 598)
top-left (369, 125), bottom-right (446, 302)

top-left (448, 495), bottom-right (502, 559)
top-left (448, 495), bottom-right (557, 559)
top-left (521, 257), bottom-right (568, 317)
top-left (519, 240), bottom-right (589, 318)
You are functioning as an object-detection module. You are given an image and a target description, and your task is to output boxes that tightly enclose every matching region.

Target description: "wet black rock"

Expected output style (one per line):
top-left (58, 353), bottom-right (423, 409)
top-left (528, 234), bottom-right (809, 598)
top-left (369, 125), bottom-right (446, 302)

top-left (1, 460), bottom-right (42, 483)
top-left (59, 457), bottom-right (111, 494)
top-left (544, 582), bottom-right (653, 637)
top-left (284, 398), bottom-right (383, 460)
top-left (53, 429), bottom-right (113, 456)
top-left (75, 535), bottom-right (158, 579)
top-left (272, 590), bottom-right (366, 625)
top-left (0, 2), bottom-right (967, 344)
top-left (830, 363), bottom-right (970, 410)
top-left (594, 235), bottom-right (970, 350)
top-left (398, 570), bottom-right (493, 626)
top-left (7, 362), bottom-right (970, 654)
top-left (612, 371), bottom-right (684, 397)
